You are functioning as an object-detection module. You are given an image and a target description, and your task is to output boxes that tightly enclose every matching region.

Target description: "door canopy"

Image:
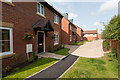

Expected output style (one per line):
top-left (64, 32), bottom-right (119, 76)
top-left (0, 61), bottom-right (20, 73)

top-left (32, 19), bottom-right (54, 34)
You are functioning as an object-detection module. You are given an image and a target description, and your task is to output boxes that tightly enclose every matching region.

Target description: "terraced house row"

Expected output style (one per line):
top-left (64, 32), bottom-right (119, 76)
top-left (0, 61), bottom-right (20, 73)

top-left (0, 1), bottom-right (97, 68)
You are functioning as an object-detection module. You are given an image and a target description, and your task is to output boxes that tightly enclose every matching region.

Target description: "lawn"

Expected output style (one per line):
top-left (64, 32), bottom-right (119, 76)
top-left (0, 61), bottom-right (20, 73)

top-left (61, 53), bottom-right (118, 78)
top-left (3, 58), bottom-right (58, 79)
top-left (70, 40), bottom-right (92, 45)
top-left (54, 48), bottom-right (70, 56)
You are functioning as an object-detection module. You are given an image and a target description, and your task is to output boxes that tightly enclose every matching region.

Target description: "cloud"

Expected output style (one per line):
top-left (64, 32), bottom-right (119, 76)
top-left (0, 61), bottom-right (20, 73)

top-left (46, 0), bottom-right (110, 2)
top-left (98, 0), bottom-right (119, 13)
top-left (68, 13), bottom-right (78, 19)
top-left (91, 0), bottom-right (119, 16)
top-left (93, 21), bottom-right (103, 26)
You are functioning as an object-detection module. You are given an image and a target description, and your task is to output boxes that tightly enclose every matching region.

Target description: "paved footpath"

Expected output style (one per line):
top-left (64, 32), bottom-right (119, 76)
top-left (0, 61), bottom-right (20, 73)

top-left (25, 54), bottom-right (79, 79)
top-left (71, 40), bottom-right (104, 58)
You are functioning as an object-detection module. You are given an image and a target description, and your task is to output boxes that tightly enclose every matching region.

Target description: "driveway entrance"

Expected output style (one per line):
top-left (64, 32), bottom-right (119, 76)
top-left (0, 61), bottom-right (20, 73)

top-left (71, 40), bottom-right (104, 58)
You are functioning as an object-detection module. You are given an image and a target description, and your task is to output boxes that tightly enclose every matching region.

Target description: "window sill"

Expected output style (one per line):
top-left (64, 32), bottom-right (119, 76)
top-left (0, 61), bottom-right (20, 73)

top-left (36, 12), bottom-right (46, 18)
top-left (54, 43), bottom-right (59, 46)
top-left (2, 1), bottom-right (15, 7)
top-left (54, 22), bottom-right (59, 25)
top-left (0, 53), bottom-right (15, 59)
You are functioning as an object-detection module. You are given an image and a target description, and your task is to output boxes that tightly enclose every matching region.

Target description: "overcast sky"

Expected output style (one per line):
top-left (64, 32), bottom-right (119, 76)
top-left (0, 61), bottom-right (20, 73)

top-left (46, 0), bottom-right (119, 34)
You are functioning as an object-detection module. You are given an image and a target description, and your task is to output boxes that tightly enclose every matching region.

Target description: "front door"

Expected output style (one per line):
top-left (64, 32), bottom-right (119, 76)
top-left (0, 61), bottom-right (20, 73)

top-left (37, 32), bottom-right (44, 53)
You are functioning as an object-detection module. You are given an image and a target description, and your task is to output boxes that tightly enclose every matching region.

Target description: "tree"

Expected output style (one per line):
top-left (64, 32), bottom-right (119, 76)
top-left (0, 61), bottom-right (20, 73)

top-left (102, 15), bottom-right (120, 40)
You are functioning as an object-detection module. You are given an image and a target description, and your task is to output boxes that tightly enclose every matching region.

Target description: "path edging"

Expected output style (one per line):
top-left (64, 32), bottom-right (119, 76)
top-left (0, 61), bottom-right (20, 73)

top-left (24, 54), bottom-right (70, 80)
top-left (57, 56), bottom-right (80, 79)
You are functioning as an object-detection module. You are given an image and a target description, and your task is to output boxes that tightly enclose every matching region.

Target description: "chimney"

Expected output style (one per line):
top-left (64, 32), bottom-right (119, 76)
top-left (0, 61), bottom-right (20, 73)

top-left (69, 19), bottom-right (73, 23)
top-left (63, 13), bottom-right (68, 19)
top-left (96, 28), bottom-right (98, 32)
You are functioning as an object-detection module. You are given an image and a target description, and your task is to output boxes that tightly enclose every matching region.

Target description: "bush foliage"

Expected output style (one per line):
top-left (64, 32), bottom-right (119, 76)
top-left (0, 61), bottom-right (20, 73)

top-left (102, 15), bottom-right (120, 40)
top-left (103, 40), bottom-right (110, 50)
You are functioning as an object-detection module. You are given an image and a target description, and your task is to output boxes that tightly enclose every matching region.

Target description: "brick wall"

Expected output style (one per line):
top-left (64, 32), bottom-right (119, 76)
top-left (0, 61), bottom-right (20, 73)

top-left (61, 17), bottom-right (69, 45)
top-left (2, 2), bottom-right (62, 68)
top-left (98, 33), bottom-right (101, 39)
top-left (76, 26), bottom-right (82, 42)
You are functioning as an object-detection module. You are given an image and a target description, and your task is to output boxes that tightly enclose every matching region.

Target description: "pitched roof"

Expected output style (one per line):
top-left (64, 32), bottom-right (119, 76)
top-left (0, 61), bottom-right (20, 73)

top-left (40, 2), bottom-right (63, 18)
top-left (83, 30), bottom-right (97, 34)
top-left (74, 25), bottom-right (83, 31)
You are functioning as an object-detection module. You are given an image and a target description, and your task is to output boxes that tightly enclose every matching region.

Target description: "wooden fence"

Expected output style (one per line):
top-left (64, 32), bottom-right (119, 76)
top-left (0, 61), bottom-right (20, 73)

top-left (106, 39), bottom-right (120, 64)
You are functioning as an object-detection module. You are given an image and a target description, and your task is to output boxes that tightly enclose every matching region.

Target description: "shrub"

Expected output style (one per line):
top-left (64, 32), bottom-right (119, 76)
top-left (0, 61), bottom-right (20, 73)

top-left (106, 49), bottom-right (118, 59)
top-left (59, 45), bottom-right (62, 49)
top-left (106, 52), bottom-right (115, 58)
top-left (103, 40), bottom-right (110, 50)
top-left (63, 45), bottom-right (65, 49)
top-left (48, 45), bottom-right (52, 52)
top-left (112, 48), bottom-right (118, 59)
top-left (2, 66), bottom-right (12, 73)
top-left (28, 51), bottom-right (37, 62)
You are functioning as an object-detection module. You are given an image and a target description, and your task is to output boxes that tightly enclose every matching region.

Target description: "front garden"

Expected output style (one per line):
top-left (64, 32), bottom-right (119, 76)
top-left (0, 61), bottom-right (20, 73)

top-left (2, 47), bottom-right (70, 79)
top-left (53, 48), bottom-right (70, 56)
top-left (61, 53), bottom-right (118, 78)
top-left (3, 58), bottom-right (58, 79)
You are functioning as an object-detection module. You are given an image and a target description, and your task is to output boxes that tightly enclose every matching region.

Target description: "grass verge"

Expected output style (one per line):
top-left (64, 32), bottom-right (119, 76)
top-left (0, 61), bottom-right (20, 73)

top-left (70, 40), bottom-right (92, 45)
top-left (3, 58), bottom-right (58, 79)
top-left (54, 48), bottom-right (70, 56)
top-left (61, 53), bottom-right (118, 78)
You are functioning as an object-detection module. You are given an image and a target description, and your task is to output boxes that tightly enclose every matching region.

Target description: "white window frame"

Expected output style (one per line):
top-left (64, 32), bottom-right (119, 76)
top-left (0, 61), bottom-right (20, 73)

top-left (37, 3), bottom-right (44, 16)
top-left (54, 33), bottom-right (59, 45)
top-left (0, 27), bottom-right (13, 56)
top-left (70, 35), bottom-right (72, 41)
top-left (54, 14), bottom-right (59, 24)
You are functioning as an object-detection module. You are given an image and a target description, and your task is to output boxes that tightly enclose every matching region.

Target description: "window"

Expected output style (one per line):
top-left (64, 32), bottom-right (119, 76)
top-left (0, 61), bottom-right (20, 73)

top-left (54, 14), bottom-right (59, 24)
top-left (54, 33), bottom-right (59, 45)
top-left (37, 3), bottom-right (44, 16)
top-left (70, 35), bottom-right (72, 41)
top-left (0, 27), bottom-right (13, 56)
top-left (70, 25), bottom-right (72, 30)
top-left (74, 35), bottom-right (76, 40)
top-left (75, 28), bottom-right (77, 32)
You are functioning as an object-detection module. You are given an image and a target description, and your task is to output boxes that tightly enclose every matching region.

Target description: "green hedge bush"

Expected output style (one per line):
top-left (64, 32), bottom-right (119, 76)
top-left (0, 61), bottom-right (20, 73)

top-left (103, 40), bottom-right (110, 50)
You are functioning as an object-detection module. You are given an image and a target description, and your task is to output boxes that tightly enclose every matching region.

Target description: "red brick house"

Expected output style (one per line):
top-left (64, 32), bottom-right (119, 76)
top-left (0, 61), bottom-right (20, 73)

top-left (83, 29), bottom-right (98, 41)
top-left (61, 16), bottom-right (70, 45)
top-left (61, 13), bottom-right (77, 45)
top-left (69, 22), bottom-right (77, 44)
top-left (98, 33), bottom-right (102, 39)
top-left (75, 25), bottom-right (83, 42)
top-left (1, 1), bottom-right (63, 68)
